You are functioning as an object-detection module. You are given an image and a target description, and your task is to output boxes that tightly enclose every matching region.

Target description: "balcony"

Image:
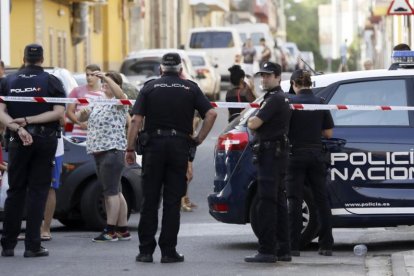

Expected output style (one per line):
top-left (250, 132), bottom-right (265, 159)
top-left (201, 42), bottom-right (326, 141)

top-left (190, 0), bottom-right (229, 12)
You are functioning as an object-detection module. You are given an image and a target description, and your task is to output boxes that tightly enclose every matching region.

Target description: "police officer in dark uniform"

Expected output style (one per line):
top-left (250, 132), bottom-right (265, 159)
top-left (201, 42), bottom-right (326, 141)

top-left (245, 62), bottom-right (291, 263)
top-left (0, 44), bottom-right (66, 258)
top-left (125, 52), bottom-right (217, 263)
top-left (286, 69), bottom-right (334, 257)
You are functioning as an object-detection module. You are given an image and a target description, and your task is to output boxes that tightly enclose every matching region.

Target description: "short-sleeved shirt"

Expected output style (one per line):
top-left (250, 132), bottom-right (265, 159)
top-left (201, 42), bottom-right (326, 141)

top-left (0, 65), bottom-right (66, 129)
top-left (68, 85), bottom-right (104, 139)
top-left (131, 72), bottom-right (213, 135)
top-left (255, 86), bottom-right (291, 141)
top-left (86, 103), bottom-right (128, 154)
top-left (288, 89), bottom-right (334, 148)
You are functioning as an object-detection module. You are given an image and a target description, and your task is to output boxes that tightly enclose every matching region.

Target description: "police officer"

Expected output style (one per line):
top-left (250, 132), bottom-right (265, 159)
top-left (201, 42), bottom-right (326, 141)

top-left (286, 69), bottom-right (334, 256)
top-left (125, 52), bottom-right (217, 263)
top-left (0, 44), bottom-right (66, 258)
top-left (245, 62), bottom-right (291, 263)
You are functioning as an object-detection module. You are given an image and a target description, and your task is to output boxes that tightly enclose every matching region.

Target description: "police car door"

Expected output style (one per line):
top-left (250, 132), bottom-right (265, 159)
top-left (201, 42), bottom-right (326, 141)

top-left (318, 76), bottom-right (414, 219)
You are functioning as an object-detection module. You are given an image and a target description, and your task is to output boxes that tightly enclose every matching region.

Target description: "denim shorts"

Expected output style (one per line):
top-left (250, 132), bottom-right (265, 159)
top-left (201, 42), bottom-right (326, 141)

top-left (93, 149), bottom-right (125, 196)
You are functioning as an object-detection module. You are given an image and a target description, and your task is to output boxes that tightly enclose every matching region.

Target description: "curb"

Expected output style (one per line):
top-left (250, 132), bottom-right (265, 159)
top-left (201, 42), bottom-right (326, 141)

top-left (392, 251), bottom-right (413, 276)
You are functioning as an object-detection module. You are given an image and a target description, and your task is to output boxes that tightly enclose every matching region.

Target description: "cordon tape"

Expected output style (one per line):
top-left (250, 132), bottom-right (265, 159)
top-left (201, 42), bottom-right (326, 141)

top-left (0, 96), bottom-right (410, 111)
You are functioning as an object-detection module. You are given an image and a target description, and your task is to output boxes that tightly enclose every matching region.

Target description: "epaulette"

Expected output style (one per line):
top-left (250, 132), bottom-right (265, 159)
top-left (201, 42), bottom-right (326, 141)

top-left (144, 78), bottom-right (157, 85)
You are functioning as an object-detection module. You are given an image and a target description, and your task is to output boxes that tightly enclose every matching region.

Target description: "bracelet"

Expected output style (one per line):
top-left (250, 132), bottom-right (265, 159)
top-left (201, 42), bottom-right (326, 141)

top-left (24, 117), bottom-right (28, 125)
top-left (126, 149), bottom-right (135, 153)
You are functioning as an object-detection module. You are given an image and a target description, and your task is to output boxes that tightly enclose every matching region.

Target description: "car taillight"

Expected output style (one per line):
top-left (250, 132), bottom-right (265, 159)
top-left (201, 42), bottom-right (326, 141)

top-left (196, 68), bottom-right (210, 76)
top-left (212, 203), bottom-right (229, 212)
top-left (217, 132), bottom-right (249, 151)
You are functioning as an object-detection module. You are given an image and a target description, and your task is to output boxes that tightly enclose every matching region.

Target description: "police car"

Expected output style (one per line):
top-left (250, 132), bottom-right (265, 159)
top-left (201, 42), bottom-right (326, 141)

top-left (208, 51), bottom-right (414, 247)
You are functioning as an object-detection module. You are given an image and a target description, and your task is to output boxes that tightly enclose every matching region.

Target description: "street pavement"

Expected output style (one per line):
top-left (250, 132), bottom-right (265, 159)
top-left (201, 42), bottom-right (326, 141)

top-left (2, 91), bottom-right (414, 275)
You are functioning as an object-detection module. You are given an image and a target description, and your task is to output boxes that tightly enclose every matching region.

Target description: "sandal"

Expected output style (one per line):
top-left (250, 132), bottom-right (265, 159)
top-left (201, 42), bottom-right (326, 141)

top-left (41, 235), bottom-right (52, 241)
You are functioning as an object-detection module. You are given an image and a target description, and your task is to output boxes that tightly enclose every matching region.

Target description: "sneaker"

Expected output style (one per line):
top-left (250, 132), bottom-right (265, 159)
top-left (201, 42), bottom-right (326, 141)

top-left (92, 231), bottom-right (118, 242)
top-left (116, 231), bottom-right (131, 241)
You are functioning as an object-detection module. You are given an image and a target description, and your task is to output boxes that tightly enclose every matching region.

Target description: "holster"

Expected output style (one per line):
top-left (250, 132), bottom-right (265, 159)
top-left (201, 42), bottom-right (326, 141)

top-left (135, 131), bottom-right (150, 155)
top-left (188, 139), bottom-right (197, 162)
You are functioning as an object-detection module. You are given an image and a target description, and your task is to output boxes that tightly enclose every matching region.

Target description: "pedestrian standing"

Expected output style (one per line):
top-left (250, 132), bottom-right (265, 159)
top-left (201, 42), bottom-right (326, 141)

top-left (0, 60), bottom-right (5, 80)
top-left (286, 69), bottom-right (334, 257)
top-left (245, 62), bottom-right (291, 263)
top-left (77, 71), bottom-right (131, 242)
top-left (225, 65), bottom-right (256, 122)
top-left (126, 52), bottom-right (217, 263)
top-left (66, 64), bottom-right (104, 142)
top-left (259, 38), bottom-right (271, 68)
top-left (0, 44), bottom-right (66, 258)
top-left (242, 38), bottom-right (256, 76)
top-left (40, 116), bottom-right (65, 241)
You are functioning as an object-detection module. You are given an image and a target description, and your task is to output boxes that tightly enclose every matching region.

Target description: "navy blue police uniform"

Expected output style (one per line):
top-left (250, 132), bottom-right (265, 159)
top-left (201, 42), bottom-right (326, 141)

top-left (131, 53), bottom-right (212, 259)
top-left (286, 70), bottom-right (335, 255)
top-left (0, 44), bottom-right (66, 256)
top-left (251, 62), bottom-right (291, 260)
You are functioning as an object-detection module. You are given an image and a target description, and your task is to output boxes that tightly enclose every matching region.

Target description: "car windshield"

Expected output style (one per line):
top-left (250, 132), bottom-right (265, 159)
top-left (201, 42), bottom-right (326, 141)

top-left (189, 55), bottom-right (206, 66)
top-left (120, 59), bottom-right (160, 77)
top-left (189, 31), bottom-right (234, 48)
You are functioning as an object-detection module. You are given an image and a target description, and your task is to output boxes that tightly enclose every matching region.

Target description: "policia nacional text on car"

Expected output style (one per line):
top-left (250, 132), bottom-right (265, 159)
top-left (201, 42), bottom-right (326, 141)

top-left (246, 62), bottom-right (291, 263)
top-left (125, 53), bottom-right (217, 263)
top-left (0, 44), bottom-right (66, 258)
top-left (286, 69), bottom-right (334, 257)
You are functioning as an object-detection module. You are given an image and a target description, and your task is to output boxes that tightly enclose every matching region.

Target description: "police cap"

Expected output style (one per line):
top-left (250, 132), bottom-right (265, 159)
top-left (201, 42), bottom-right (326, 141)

top-left (161, 52), bottom-right (182, 66)
top-left (24, 43), bottom-right (44, 60)
top-left (255, 62), bottom-right (281, 76)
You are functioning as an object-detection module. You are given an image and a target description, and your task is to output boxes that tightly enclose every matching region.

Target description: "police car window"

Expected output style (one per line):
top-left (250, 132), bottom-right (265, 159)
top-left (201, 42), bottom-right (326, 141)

top-left (239, 33), bottom-right (247, 43)
top-left (190, 32), bottom-right (234, 48)
top-left (329, 80), bottom-right (409, 126)
top-left (189, 56), bottom-right (206, 67)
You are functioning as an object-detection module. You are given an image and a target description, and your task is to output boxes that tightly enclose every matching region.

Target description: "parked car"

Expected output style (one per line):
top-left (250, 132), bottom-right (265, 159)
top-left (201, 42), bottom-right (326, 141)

top-left (120, 48), bottom-right (198, 91)
top-left (188, 51), bottom-right (221, 100)
top-left (208, 62), bottom-right (414, 248)
top-left (185, 27), bottom-right (243, 82)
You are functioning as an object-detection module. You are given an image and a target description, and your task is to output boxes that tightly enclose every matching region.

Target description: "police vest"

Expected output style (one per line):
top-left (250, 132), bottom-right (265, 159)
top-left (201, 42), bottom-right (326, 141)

top-left (6, 71), bottom-right (53, 120)
top-left (6, 69), bottom-right (58, 127)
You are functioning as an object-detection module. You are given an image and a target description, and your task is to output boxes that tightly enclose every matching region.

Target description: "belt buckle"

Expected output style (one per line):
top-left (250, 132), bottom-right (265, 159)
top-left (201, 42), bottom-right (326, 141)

top-left (156, 129), bottom-right (161, 135)
top-left (171, 129), bottom-right (177, 136)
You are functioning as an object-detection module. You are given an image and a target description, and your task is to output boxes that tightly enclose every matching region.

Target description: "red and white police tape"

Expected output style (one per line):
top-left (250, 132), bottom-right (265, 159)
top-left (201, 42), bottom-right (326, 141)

top-left (0, 96), bottom-right (411, 111)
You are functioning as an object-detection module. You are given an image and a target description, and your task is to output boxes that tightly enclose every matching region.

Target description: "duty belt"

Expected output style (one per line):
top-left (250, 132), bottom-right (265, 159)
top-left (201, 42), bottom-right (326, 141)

top-left (25, 125), bottom-right (57, 137)
top-left (149, 129), bottom-right (190, 140)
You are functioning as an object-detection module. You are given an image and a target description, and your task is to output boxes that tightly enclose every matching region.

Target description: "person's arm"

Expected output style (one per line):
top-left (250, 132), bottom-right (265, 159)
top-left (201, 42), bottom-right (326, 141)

top-left (76, 107), bottom-right (91, 122)
top-left (94, 71), bottom-right (126, 99)
top-left (247, 116), bottom-right (264, 130)
top-left (193, 109), bottom-right (217, 145)
top-left (13, 105), bottom-right (65, 126)
top-left (0, 103), bottom-right (33, 146)
top-left (322, 128), bottom-right (333, 139)
top-left (125, 114), bottom-right (144, 165)
top-left (67, 103), bottom-right (87, 130)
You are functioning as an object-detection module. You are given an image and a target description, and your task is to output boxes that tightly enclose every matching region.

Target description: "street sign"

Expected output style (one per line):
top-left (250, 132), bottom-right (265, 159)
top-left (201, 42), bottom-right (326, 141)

top-left (387, 0), bottom-right (414, 15)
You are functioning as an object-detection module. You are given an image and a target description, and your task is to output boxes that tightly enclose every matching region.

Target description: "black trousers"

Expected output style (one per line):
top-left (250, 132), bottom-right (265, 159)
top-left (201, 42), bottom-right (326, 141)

top-left (1, 136), bottom-right (57, 251)
top-left (286, 148), bottom-right (334, 251)
top-left (255, 145), bottom-right (290, 255)
top-left (138, 136), bottom-right (188, 256)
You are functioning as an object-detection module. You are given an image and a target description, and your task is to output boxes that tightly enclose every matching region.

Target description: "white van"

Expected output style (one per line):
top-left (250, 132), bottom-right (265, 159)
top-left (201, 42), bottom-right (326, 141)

top-left (185, 27), bottom-right (242, 81)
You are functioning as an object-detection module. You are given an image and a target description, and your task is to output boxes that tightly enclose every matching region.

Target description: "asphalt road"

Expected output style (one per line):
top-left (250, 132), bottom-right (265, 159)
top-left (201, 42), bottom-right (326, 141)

top-left (2, 89), bottom-right (414, 275)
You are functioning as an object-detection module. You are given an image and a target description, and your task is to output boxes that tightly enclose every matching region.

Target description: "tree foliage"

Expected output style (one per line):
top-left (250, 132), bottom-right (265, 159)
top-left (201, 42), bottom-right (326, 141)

top-left (285, 0), bottom-right (330, 71)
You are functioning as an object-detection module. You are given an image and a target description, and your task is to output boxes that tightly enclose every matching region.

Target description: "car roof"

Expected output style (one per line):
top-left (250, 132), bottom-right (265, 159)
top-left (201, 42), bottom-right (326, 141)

top-left (188, 26), bottom-right (238, 32)
top-left (124, 48), bottom-right (189, 60)
top-left (278, 68), bottom-right (414, 93)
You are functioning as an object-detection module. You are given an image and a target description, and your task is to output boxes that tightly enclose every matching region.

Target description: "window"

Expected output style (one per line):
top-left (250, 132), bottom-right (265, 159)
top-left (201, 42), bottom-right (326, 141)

top-left (189, 32), bottom-right (234, 49)
top-left (250, 32), bottom-right (264, 46)
top-left (189, 55), bottom-right (205, 66)
top-left (329, 80), bottom-right (409, 126)
top-left (120, 60), bottom-right (161, 77)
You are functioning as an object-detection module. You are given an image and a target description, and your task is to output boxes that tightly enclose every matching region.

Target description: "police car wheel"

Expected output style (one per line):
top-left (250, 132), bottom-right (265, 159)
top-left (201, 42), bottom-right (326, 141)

top-left (80, 180), bottom-right (107, 230)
